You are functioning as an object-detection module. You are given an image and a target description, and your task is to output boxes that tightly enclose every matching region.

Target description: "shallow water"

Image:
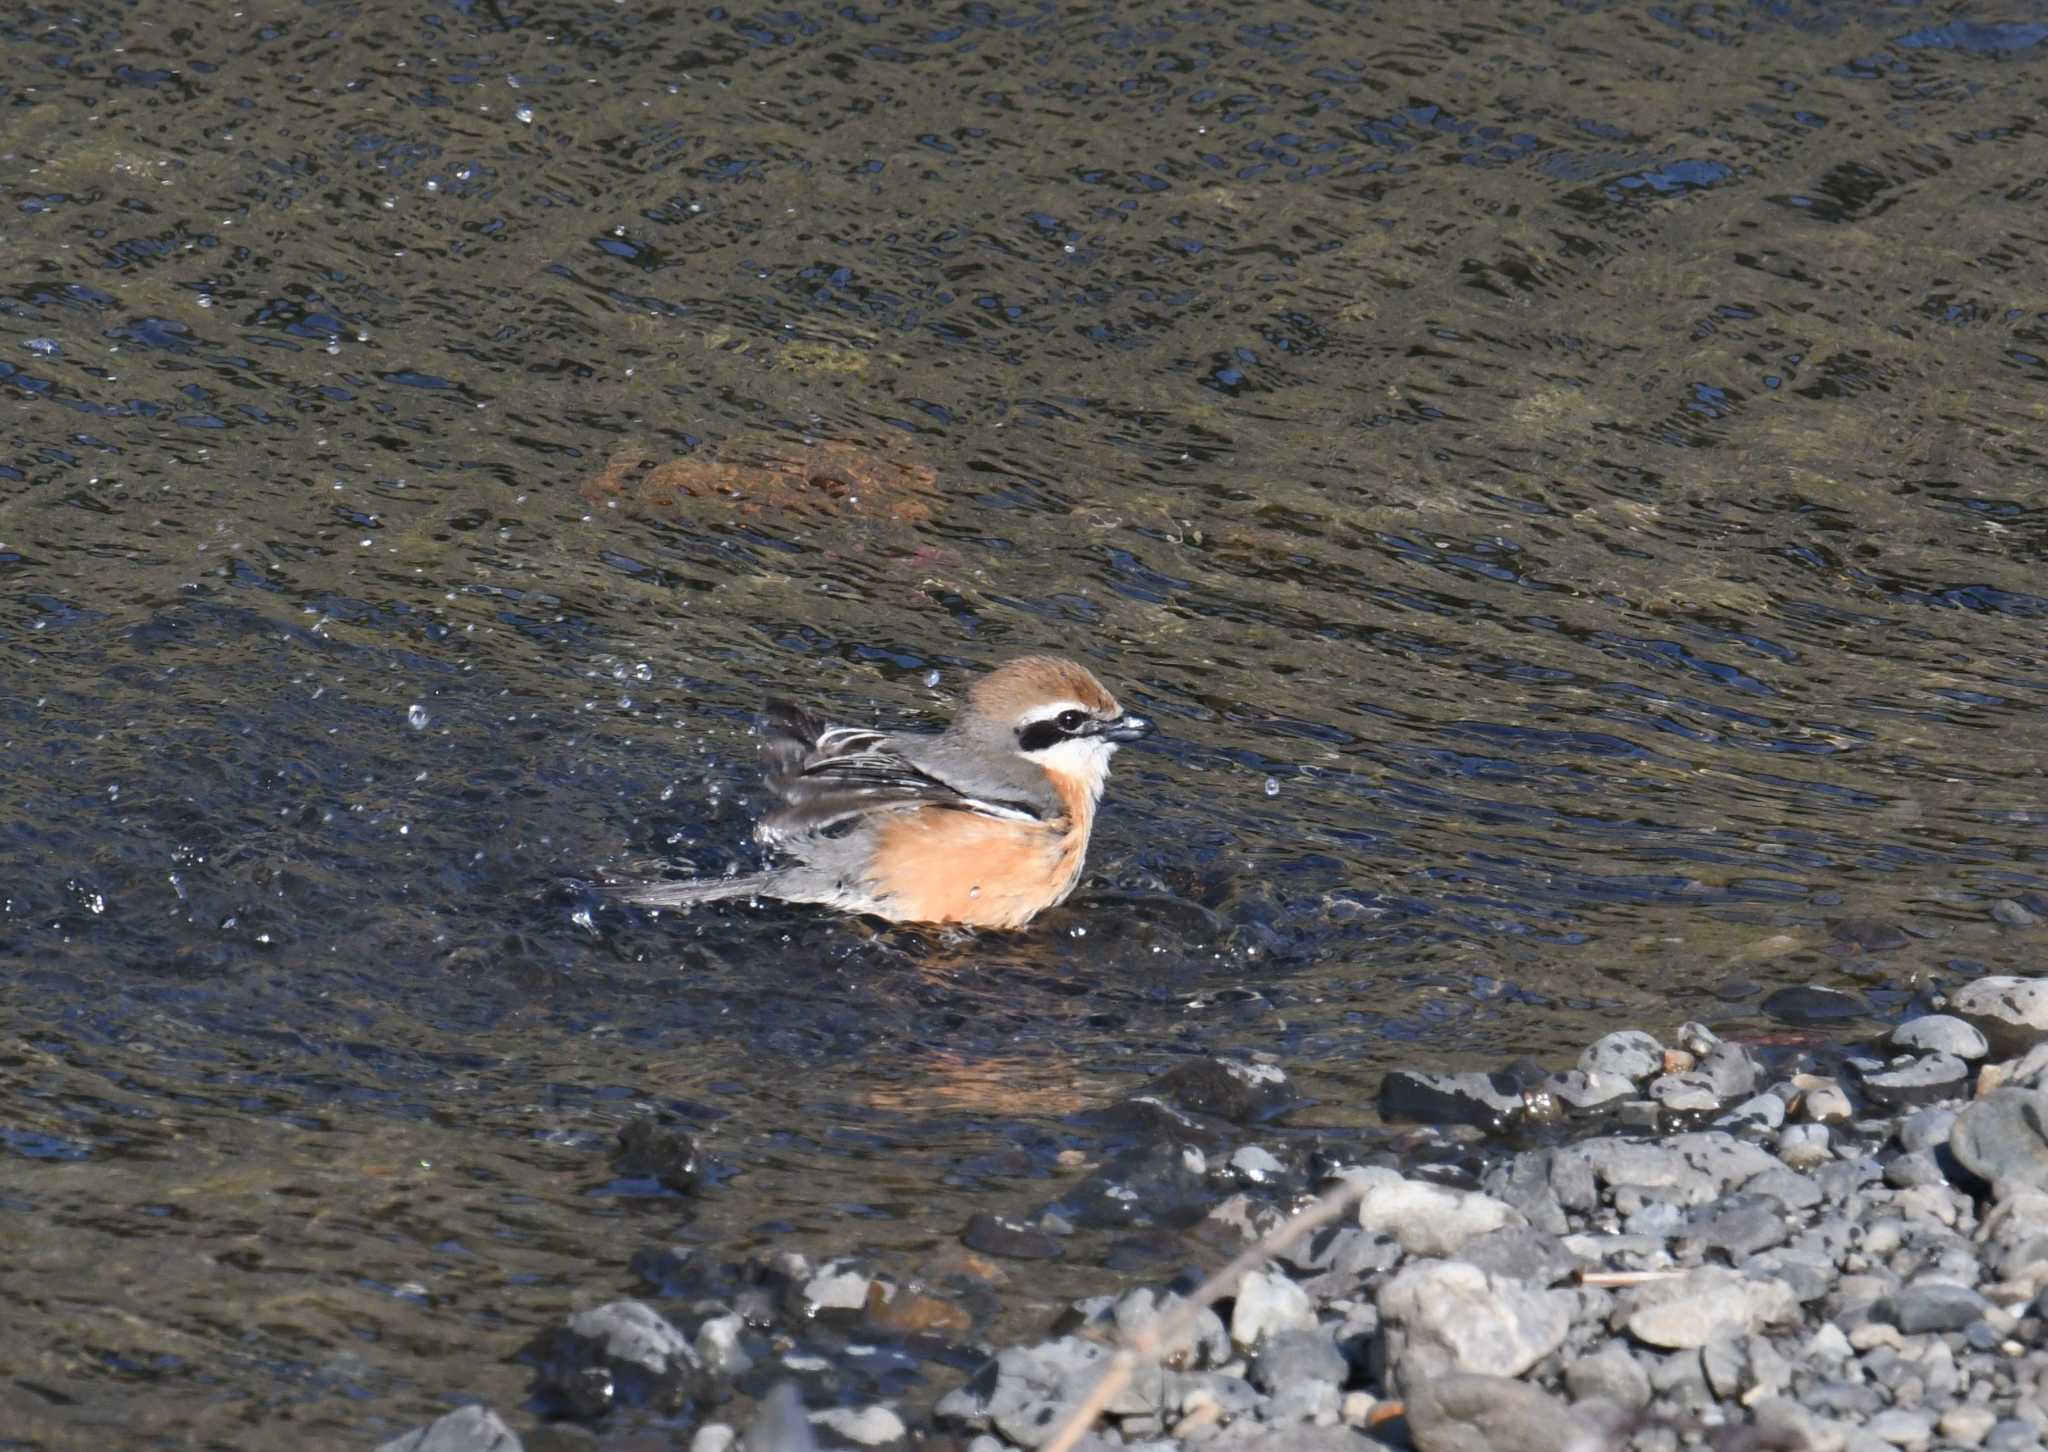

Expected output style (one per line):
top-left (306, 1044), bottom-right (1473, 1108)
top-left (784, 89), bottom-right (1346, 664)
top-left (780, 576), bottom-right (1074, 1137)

top-left (2, 0), bottom-right (2045, 1440)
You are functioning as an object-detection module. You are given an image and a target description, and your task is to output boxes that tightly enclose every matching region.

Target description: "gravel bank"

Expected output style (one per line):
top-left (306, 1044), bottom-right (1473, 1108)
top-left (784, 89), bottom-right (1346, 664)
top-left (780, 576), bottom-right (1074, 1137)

top-left (378, 974), bottom-right (2048, 1452)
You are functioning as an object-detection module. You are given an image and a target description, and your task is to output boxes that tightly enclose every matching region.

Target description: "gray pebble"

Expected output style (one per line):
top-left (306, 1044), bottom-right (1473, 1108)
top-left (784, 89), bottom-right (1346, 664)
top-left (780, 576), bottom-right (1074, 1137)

top-left (1403, 1372), bottom-right (1603, 1452)
top-left (1892, 1014), bottom-right (1990, 1060)
top-left (1681, 1192), bottom-right (1791, 1259)
top-left (1884, 1150), bottom-right (1947, 1189)
top-left (1743, 1164), bottom-right (1825, 1209)
top-left (1714, 1092), bottom-right (1786, 1131)
top-left (1579, 1031), bottom-right (1665, 1083)
top-left (1541, 1068), bottom-right (1635, 1113)
top-left (1864, 1407), bottom-right (1938, 1449)
top-left (1249, 1326), bottom-right (1348, 1394)
top-left (1883, 1281), bottom-right (1994, 1333)
top-left (1231, 1269), bottom-right (1316, 1347)
top-left (1563, 1345), bottom-right (1650, 1410)
top-left (1863, 1053), bottom-right (1971, 1110)
top-left (1377, 1260), bottom-right (1571, 1394)
top-left (1899, 1106), bottom-right (1960, 1155)
top-left (1984, 1420), bottom-right (2047, 1452)
top-left (1647, 1073), bottom-right (1723, 1113)
top-left (1344, 1167), bottom-right (1525, 1257)
top-left (1778, 1123), bottom-right (1833, 1167)
top-left (376, 1406), bottom-right (524, 1452)
top-left (1952, 1089), bottom-right (2048, 1191)
top-left (1620, 1267), bottom-right (1798, 1348)
top-left (1950, 977), bottom-right (2048, 1058)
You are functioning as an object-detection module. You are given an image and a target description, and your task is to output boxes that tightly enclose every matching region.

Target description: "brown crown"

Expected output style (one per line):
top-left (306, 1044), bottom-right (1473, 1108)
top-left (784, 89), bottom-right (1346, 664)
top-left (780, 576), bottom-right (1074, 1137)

top-left (966, 655), bottom-right (1119, 721)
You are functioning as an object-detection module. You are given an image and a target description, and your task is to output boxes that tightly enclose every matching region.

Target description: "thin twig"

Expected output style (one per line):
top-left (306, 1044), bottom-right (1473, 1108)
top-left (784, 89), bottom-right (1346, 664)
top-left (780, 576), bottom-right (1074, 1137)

top-left (1575, 1268), bottom-right (1690, 1288)
top-left (1039, 1180), bottom-right (1367, 1452)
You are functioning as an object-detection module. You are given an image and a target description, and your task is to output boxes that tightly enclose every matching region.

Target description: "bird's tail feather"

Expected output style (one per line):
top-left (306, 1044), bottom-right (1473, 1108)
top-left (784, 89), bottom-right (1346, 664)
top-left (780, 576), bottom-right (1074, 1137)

top-left (615, 872), bottom-right (782, 910)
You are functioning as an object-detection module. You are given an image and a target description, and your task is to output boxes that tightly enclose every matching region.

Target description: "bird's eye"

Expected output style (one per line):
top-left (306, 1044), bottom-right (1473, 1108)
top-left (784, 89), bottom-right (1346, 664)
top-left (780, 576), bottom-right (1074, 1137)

top-left (1056, 709), bottom-right (1088, 732)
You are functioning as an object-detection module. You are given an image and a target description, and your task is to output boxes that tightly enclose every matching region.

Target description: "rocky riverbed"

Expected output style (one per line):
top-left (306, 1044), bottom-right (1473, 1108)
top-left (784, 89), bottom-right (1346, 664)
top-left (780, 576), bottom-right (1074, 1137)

top-left (378, 974), bottom-right (2048, 1452)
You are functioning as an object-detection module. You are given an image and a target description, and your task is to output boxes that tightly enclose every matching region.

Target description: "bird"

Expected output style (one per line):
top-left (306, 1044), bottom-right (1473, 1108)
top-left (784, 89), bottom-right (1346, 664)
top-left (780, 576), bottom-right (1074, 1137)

top-left (620, 655), bottom-right (1154, 929)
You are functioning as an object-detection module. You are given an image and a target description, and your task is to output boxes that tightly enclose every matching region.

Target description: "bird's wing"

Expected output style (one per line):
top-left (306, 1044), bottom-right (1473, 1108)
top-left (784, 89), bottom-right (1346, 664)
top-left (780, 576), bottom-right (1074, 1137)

top-left (755, 701), bottom-right (1043, 844)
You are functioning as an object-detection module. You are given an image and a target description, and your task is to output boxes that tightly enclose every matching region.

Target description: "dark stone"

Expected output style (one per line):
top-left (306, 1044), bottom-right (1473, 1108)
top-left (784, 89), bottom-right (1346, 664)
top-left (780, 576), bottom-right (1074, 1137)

top-left (1378, 1069), bottom-right (1526, 1132)
top-left (961, 1213), bottom-right (1063, 1261)
top-left (1831, 918), bottom-right (1910, 952)
top-left (1103, 1228), bottom-right (1191, 1271)
top-left (1760, 985), bottom-right (1870, 1026)
top-left (1881, 1282), bottom-right (1994, 1334)
top-left (1138, 1057), bottom-right (1294, 1125)
top-left (523, 1300), bottom-right (706, 1420)
top-left (612, 1119), bottom-right (702, 1194)
top-left (1047, 1142), bottom-right (1214, 1230)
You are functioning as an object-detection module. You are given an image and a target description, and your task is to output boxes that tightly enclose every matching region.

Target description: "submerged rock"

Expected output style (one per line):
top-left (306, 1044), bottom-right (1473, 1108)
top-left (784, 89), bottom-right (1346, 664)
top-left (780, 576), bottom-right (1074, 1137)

top-left (523, 1300), bottom-right (706, 1419)
top-left (375, 1406), bottom-right (523, 1452)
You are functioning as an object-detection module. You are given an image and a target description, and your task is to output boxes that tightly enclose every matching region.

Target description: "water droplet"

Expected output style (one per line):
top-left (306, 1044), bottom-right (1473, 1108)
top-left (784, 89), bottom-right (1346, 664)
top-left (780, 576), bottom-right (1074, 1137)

top-left (515, 105), bottom-right (535, 124)
top-left (924, 669), bottom-right (941, 688)
top-left (1070, 925), bottom-right (1087, 938)
top-left (406, 704), bottom-right (429, 729)
top-left (25, 338), bottom-right (60, 356)
top-left (1264, 776), bottom-right (1280, 796)
top-left (968, 885), bottom-right (981, 899)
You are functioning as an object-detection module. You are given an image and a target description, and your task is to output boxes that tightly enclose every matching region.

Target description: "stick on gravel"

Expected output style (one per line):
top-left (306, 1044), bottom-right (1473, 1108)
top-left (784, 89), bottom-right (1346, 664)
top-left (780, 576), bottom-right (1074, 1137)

top-left (1039, 1179), bottom-right (1368, 1452)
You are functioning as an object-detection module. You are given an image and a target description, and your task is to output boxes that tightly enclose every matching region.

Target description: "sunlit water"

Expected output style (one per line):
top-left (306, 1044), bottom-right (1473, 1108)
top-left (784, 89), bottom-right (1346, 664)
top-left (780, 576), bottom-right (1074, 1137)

top-left (2, 0), bottom-right (2045, 1440)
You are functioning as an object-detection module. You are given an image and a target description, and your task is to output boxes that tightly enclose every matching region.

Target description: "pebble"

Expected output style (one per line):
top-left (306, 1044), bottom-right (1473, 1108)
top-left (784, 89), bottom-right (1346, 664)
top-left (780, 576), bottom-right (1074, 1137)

top-left (1230, 1268), bottom-right (1315, 1346)
top-left (1622, 1267), bottom-right (1798, 1348)
top-left (1344, 1167), bottom-right (1524, 1256)
top-left (1940, 1405), bottom-right (1999, 1445)
top-left (1951, 1089), bottom-right (2048, 1191)
top-left (1861, 1052), bottom-right (1971, 1109)
top-left (376, 1406), bottom-right (524, 1452)
top-left (1949, 977), bottom-right (2048, 1058)
top-left (1883, 1282), bottom-right (1995, 1334)
top-left (1539, 1068), bottom-right (1634, 1113)
top-left (1403, 1372), bottom-right (1602, 1452)
top-left (1891, 1015), bottom-right (1990, 1060)
top-left (810, 1405), bottom-right (906, 1447)
top-left (1377, 1260), bottom-right (1571, 1392)
top-left (1579, 1030), bottom-right (1665, 1082)
top-left (1562, 1345), bottom-right (1650, 1410)
top-left (1378, 1069), bottom-right (1527, 1131)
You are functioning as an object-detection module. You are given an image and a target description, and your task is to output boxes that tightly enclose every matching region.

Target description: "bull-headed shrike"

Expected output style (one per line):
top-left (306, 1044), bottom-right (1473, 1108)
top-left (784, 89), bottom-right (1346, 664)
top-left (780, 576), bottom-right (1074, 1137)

top-left (622, 655), bottom-right (1154, 928)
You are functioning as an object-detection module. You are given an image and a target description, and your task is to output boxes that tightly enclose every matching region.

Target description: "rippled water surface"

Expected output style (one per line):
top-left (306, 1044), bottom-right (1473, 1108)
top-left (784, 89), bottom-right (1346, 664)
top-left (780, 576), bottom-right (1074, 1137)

top-left (3, 0), bottom-right (2046, 1441)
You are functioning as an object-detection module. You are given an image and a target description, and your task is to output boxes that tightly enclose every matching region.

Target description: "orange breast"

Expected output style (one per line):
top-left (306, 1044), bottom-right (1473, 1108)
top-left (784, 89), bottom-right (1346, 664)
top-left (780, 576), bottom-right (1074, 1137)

top-left (870, 775), bottom-right (1096, 929)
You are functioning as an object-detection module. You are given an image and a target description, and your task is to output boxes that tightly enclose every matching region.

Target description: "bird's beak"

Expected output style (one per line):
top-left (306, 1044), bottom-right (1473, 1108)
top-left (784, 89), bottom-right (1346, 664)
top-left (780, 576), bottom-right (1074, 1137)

top-left (1094, 712), bottom-right (1154, 743)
